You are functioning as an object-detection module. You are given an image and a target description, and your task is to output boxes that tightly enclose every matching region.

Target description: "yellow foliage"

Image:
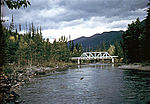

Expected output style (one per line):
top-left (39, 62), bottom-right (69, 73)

top-left (107, 45), bottom-right (115, 55)
top-left (10, 36), bottom-right (15, 40)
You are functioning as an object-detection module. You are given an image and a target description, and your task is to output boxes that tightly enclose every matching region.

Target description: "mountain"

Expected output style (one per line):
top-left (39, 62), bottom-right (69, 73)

top-left (72, 30), bottom-right (124, 51)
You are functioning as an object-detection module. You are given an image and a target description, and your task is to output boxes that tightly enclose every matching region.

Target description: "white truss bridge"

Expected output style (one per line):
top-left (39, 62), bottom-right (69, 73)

top-left (71, 52), bottom-right (118, 64)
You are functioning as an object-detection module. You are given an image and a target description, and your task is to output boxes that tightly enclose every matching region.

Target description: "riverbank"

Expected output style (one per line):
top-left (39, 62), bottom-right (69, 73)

top-left (118, 64), bottom-right (150, 71)
top-left (0, 62), bottom-right (78, 103)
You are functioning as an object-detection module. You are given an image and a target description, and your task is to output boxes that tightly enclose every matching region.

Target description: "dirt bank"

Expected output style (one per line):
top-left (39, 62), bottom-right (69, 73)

top-left (118, 64), bottom-right (150, 71)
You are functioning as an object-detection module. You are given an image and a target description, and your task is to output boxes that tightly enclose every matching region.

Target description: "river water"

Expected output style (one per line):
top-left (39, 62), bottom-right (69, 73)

top-left (19, 64), bottom-right (150, 104)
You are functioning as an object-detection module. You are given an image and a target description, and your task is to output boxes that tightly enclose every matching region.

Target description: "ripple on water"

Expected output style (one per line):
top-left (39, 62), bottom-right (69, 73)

top-left (19, 64), bottom-right (150, 104)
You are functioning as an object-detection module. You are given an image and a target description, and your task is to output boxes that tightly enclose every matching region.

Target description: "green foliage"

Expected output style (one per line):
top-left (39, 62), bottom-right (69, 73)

top-left (101, 41), bottom-right (107, 51)
top-left (141, 62), bottom-right (150, 66)
top-left (0, 0), bottom-right (30, 69)
top-left (68, 41), bottom-right (83, 57)
top-left (2, 21), bottom-right (81, 66)
top-left (1, 0), bottom-right (30, 9)
top-left (114, 41), bottom-right (123, 58)
top-left (52, 36), bottom-right (71, 62)
top-left (144, 0), bottom-right (150, 61)
top-left (122, 0), bottom-right (150, 64)
top-left (122, 18), bottom-right (144, 63)
top-left (3, 66), bottom-right (13, 75)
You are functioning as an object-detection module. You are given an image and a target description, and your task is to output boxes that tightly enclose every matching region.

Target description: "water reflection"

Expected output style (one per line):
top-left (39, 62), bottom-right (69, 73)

top-left (122, 70), bottom-right (150, 103)
top-left (77, 63), bottom-right (115, 70)
top-left (19, 64), bottom-right (150, 104)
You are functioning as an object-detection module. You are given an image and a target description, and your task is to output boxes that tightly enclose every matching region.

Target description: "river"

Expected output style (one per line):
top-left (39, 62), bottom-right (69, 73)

top-left (19, 63), bottom-right (150, 104)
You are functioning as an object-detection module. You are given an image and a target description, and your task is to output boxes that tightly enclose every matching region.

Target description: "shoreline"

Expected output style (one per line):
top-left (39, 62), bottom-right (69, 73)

top-left (0, 63), bottom-right (78, 103)
top-left (118, 64), bottom-right (150, 71)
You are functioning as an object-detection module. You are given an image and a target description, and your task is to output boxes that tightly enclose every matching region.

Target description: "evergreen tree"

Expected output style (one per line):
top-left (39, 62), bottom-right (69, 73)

top-left (40, 26), bottom-right (42, 36)
top-left (114, 41), bottom-right (123, 58)
top-left (0, 27), bottom-right (9, 67)
top-left (44, 38), bottom-right (51, 61)
top-left (9, 14), bottom-right (14, 32)
top-left (70, 41), bottom-right (74, 53)
top-left (144, 0), bottom-right (150, 61)
top-left (101, 41), bottom-right (106, 51)
top-left (0, 0), bottom-right (31, 74)
top-left (72, 47), bottom-right (78, 57)
top-left (78, 43), bottom-right (83, 56)
top-left (19, 24), bottom-right (21, 31)
top-left (122, 18), bottom-right (144, 63)
top-left (28, 24), bottom-right (31, 39)
top-left (31, 22), bottom-right (35, 38)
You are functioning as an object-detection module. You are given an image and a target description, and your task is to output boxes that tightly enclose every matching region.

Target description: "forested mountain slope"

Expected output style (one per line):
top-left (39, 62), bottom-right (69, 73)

top-left (73, 30), bottom-right (124, 51)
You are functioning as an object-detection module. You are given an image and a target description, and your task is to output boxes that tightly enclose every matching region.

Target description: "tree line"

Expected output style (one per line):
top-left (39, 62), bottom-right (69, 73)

top-left (0, 0), bottom-right (31, 72)
top-left (1, 0), bottom-right (150, 68)
top-left (2, 14), bottom-right (124, 67)
top-left (2, 16), bottom-right (83, 67)
top-left (121, 0), bottom-right (150, 63)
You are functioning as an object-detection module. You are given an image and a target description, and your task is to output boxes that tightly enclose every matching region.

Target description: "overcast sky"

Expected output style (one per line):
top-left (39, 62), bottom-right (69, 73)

top-left (3, 0), bottom-right (148, 42)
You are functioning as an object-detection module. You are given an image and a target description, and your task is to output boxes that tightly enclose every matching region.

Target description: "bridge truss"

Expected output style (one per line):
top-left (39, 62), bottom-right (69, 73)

top-left (71, 52), bottom-right (118, 64)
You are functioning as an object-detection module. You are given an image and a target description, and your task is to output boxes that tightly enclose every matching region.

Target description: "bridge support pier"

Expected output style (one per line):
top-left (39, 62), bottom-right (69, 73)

top-left (112, 58), bottom-right (114, 63)
top-left (78, 58), bottom-right (80, 64)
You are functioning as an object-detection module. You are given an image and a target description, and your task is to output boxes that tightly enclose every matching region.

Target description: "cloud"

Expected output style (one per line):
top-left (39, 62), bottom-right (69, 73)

top-left (42, 16), bottom-right (133, 42)
top-left (3, 0), bottom-right (148, 41)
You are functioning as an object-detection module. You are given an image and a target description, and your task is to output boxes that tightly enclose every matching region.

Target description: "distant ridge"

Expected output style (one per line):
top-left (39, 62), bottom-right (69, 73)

top-left (73, 30), bottom-right (124, 51)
